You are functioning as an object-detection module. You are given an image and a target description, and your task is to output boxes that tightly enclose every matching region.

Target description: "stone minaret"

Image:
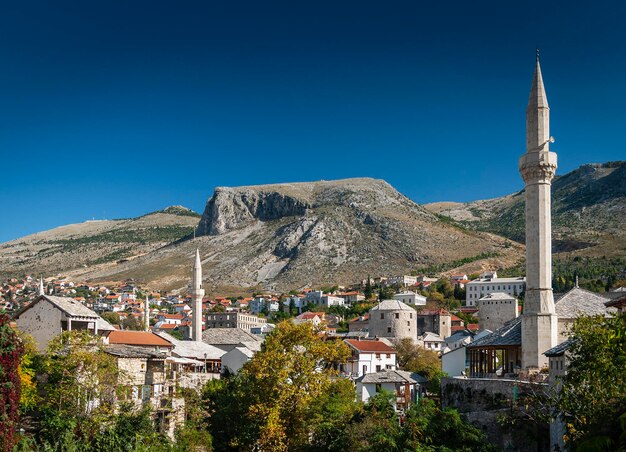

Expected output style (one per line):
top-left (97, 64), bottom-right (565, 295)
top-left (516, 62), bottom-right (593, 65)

top-left (144, 294), bottom-right (150, 332)
top-left (191, 248), bottom-right (205, 341)
top-left (38, 277), bottom-right (45, 296)
top-left (519, 53), bottom-right (558, 369)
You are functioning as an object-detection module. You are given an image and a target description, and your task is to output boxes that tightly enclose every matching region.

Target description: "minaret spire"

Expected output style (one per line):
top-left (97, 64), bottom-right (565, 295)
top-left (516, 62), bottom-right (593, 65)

top-left (191, 248), bottom-right (205, 341)
top-left (38, 277), bottom-right (45, 296)
top-left (144, 293), bottom-right (150, 332)
top-left (519, 53), bottom-right (558, 369)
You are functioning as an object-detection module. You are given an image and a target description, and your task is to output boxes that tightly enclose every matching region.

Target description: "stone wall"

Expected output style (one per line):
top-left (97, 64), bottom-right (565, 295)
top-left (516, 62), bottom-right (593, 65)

top-left (441, 377), bottom-right (550, 451)
top-left (368, 308), bottom-right (416, 340)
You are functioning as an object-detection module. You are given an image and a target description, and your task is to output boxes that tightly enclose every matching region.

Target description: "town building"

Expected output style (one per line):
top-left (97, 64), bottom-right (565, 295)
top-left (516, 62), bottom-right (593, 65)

top-left (14, 294), bottom-right (115, 352)
top-left (393, 291), bottom-right (427, 307)
top-left (355, 370), bottom-right (427, 412)
top-left (554, 286), bottom-right (616, 342)
top-left (343, 338), bottom-right (397, 378)
top-left (201, 327), bottom-right (263, 353)
top-left (205, 312), bottom-right (267, 331)
top-left (368, 299), bottom-right (417, 340)
top-left (465, 273), bottom-right (526, 306)
top-left (477, 292), bottom-right (519, 332)
top-left (415, 309), bottom-right (451, 339)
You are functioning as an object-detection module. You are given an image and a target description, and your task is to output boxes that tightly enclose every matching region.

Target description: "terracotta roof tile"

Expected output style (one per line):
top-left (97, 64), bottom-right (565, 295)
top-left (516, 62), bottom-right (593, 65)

top-left (108, 330), bottom-right (173, 347)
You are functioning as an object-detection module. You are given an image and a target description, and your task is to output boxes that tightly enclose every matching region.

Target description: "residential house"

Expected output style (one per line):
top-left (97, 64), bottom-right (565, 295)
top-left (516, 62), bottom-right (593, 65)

top-left (14, 295), bottom-right (115, 352)
top-left (419, 332), bottom-right (444, 352)
top-left (393, 291), bottom-right (426, 307)
top-left (355, 370), bottom-right (427, 412)
top-left (201, 327), bottom-right (264, 353)
top-left (343, 338), bottom-right (397, 378)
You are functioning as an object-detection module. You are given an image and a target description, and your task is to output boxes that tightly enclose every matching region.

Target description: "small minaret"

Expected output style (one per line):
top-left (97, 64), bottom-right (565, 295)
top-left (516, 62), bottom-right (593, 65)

top-left (519, 52), bottom-right (558, 369)
top-left (191, 248), bottom-right (205, 341)
top-left (38, 277), bottom-right (45, 296)
top-left (144, 294), bottom-right (150, 332)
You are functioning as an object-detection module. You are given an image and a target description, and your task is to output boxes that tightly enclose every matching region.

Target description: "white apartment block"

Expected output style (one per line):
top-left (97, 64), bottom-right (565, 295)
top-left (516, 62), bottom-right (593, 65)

top-left (205, 312), bottom-right (267, 332)
top-left (465, 272), bottom-right (526, 306)
top-left (393, 291), bottom-right (427, 306)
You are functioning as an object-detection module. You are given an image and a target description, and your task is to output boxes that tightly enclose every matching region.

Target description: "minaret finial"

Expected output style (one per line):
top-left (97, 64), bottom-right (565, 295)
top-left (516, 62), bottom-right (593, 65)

top-left (536, 48), bottom-right (539, 62)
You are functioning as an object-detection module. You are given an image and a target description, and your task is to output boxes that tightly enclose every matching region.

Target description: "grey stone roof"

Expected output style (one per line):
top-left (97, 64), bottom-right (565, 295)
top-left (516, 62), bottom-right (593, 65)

top-left (554, 287), bottom-right (614, 319)
top-left (201, 328), bottom-right (263, 346)
top-left (479, 292), bottom-right (516, 301)
top-left (445, 330), bottom-right (475, 343)
top-left (543, 340), bottom-right (572, 357)
top-left (157, 332), bottom-right (226, 360)
top-left (369, 299), bottom-right (414, 311)
top-left (467, 317), bottom-right (522, 348)
top-left (105, 344), bottom-right (166, 359)
top-left (356, 369), bottom-right (427, 384)
top-left (19, 295), bottom-right (115, 331)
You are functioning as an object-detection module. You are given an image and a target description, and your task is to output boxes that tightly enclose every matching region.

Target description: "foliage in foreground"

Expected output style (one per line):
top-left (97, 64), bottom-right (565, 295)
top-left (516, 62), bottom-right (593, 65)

top-left (0, 313), bottom-right (23, 452)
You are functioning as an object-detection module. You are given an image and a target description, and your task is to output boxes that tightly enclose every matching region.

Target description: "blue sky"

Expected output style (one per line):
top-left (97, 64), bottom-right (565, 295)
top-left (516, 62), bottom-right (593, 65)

top-left (1, 0), bottom-right (624, 242)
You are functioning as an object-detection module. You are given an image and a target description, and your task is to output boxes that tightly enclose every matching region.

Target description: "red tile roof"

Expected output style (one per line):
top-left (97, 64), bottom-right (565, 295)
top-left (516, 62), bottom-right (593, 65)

top-left (108, 330), bottom-right (172, 347)
top-left (345, 339), bottom-right (396, 353)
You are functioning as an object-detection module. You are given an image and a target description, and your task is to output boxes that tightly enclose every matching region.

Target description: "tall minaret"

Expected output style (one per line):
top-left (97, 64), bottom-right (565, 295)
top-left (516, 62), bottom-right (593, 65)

top-left (519, 52), bottom-right (558, 369)
top-left (144, 294), bottom-right (150, 332)
top-left (191, 248), bottom-right (205, 341)
top-left (38, 277), bottom-right (45, 296)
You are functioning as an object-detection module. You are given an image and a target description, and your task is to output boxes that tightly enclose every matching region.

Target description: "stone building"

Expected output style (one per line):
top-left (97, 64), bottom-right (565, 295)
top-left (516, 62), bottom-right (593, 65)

top-left (367, 299), bottom-right (416, 340)
top-left (415, 309), bottom-right (452, 339)
top-left (205, 311), bottom-right (267, 331)
top-left (465, 273), bottom-right (526, 306)
top-left (477, 293), bottom-right (519, 332)
top-left (14, 294), bottom-right (115, 352)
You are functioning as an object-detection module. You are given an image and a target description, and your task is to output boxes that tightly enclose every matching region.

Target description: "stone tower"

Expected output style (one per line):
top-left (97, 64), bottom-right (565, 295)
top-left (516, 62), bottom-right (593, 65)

top-left (519, 53), bottom-right (558, 369)
top-left (191, 248), bottom-right (205, 341)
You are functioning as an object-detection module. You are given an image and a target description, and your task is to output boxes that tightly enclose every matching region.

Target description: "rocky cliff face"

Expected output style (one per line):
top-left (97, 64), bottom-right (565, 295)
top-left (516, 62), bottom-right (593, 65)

top-left (75, 178), bottom-right (521, 292)
top-left (197, 188), bottom-right (310, 235)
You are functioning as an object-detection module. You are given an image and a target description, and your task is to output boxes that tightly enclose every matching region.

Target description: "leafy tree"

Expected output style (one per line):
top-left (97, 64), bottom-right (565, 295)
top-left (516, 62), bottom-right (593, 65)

top-left (336, 391), bottom-right (400, 452)
top-left (204, 321), bottom-right (350, 450)
top-left (401, 398), bottom-right (496, 451)
top-left (556, 313), bottom-right (626, 449)
top-left (379, 286), bottom-right (396, 301)
top-left (0, 312), bottom-right (23, 452)
top-left (100, 311), bottom-right (121, 326)
top-left (364, 276), bottom-right (373, 300)
top-left (393, 337), bottom-right (441, 381)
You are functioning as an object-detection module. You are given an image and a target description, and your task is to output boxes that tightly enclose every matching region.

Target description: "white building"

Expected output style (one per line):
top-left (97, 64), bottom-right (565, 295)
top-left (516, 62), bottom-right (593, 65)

top-left (393, 291), bottom-right (426, 307)
top-left (221, 346), bottom-right (255, 375)
top-left (343, 338), bottom-right (397, 378)
top-left (419, 332), bottom-right (444, 352)
top-left (385, 275), bottom-right (418, 287)
top-left (249, 297), bottom-right (279, 314)
top-left (321, 295), bottom-right (345, 308)
top-left (465, 272), bottom-right (526, 306)
top-left (355, 370), bottom-right (427, 412)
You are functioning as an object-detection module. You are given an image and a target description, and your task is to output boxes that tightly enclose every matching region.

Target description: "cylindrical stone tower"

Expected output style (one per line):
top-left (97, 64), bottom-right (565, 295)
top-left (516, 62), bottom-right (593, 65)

top-left (519, 53), bottom-right (558, 369)
top-left (368, 299), bottom-right (416, 340)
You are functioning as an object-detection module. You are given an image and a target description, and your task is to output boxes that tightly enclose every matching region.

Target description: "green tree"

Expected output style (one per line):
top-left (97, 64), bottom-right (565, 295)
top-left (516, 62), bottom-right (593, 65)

top-left (556, 313), bottom-right (626, 449)
top-left (204, 321), bottom-right (351, 451)
top-left (393, 337), bottom-right (441, 380)
top-left (364, 276), bottom-right (373, 300)
top-left (100, 311), bottom-right (121, 326)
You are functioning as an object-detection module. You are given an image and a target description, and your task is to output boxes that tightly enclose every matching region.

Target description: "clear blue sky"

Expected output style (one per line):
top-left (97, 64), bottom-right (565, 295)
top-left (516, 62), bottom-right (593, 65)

top-left (1, 0), bottom-right (624, 242)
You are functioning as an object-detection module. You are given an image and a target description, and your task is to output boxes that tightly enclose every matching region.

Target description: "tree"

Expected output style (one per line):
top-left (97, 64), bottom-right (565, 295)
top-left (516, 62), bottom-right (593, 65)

top-left (364, 276), bottom-right (373, 300)
top-left (379, 286), bottom-right (396, 301)
top-left (393, 338), bottom-right (441, 379)
top-left (204, 321), bottom-right (351, 450)
top-left (0, 313), bottom-right (23, 452)
top-left (100, 311), bottom-right (121, 326)
top-left (556, 313), bottom-right (626, 449)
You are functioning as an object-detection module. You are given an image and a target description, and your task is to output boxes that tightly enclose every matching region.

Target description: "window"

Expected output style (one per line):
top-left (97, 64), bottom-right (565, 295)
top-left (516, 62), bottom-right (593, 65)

top-left (380, 313), bottom-right (384, 319)
top-left (387, 327), bottom-right (392, 333)
top-left (395, 313), bottom-right (399, 319)
top-left (376, 353), bottom-right (381, 359)
top-left (386, 353), bottom-right (391, 358)
top-left (363, 365), bottom-right (367, 374)
top-left (376, 365), bottom-right (381, 372)
top-left (407, 321), bottom-right (410, 326)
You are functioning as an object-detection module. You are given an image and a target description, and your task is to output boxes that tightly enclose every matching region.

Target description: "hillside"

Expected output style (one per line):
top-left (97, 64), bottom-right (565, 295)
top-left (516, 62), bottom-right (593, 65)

top-left (425, 162), bottom-right (626, 258)
top-left (12, 178), bottom-right (521, 292)
top-left (0, 206), bottom-right (199, 279)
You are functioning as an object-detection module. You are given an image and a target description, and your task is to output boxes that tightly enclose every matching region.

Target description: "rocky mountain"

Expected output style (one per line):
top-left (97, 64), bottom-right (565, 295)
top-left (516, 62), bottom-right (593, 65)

top-left (425, 162), bottom-right (626, 258)
top-left (0, 206), bottom-right (199, 279)
top-left (2, 178), bottom-right (521, 292)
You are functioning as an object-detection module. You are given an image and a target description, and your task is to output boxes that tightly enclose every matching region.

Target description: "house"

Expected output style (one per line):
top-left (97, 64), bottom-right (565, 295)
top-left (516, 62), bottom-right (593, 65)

top-left (385, 275), bottom-right (418, 287)
top-left (107, 330), bottom-right (174, 351)
top-left (441, 329), bottom-right (492, 377)
top-left (393, 291), bottom-right (427, 307)
top-left (605, 295), bottom-right (626, 315)
top-left (418, 332), bottom-right (444, 352)
top-left (348, 315), bottom-right (369, 334)
top-left (339, 291), bottom-right (365, 303)
top-left (157, 313), bottom-right (184, 325)
top-left (105, 345), bottom-right (184, 438)
top-left (157, 332), bottom-right (225, 385)
top-left (201, 327), bottom-right (264, 352)
top-left (249, 296), bottom-right (280, 314)
top-left (221, 346), bottom-right (256, 375)
top-left (343, 338), bottom-right (397, 378)
top-left (14, 295), bottom-right (116, 352)
top-left (293, 311), bottom-right (324, 326)
top-left (321, 294), bottom-right (345, 308)
top-left (355, 370), bottom-right (427, 412)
